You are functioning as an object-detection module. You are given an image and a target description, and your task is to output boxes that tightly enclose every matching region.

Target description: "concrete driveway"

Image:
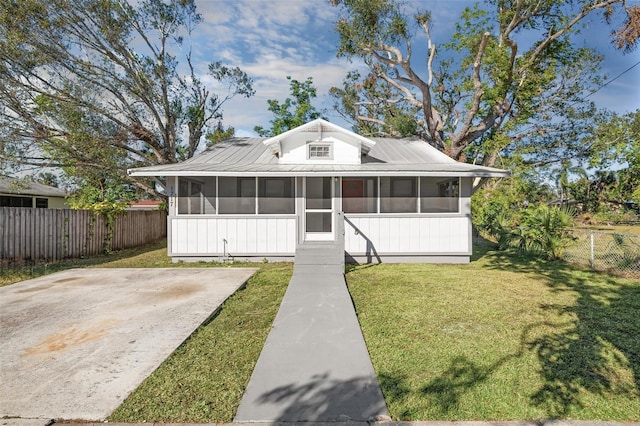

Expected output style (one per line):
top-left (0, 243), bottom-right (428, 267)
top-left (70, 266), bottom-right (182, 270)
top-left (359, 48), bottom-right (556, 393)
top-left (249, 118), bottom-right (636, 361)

top-left (0, 267), bottom-right (257, 421)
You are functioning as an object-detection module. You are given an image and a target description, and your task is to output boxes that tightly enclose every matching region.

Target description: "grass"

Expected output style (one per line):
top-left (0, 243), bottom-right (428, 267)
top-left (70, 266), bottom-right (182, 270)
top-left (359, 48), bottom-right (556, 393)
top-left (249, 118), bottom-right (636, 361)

top-left (346, 246), bottom-right (640, 420)
top-left (0, 240), bottom-right (253, 287)
top-left (0, 241), bottom-right (168, 286)
top-left (574, 223), bottom-right (640, 236)
top-left (109, 261), bottom-right (292, 422)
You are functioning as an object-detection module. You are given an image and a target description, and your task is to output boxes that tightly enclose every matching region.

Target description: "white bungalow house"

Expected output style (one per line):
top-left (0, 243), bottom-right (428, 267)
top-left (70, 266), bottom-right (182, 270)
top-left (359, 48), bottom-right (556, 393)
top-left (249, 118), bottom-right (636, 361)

top-left (128, 119), bottom-right (509, 263)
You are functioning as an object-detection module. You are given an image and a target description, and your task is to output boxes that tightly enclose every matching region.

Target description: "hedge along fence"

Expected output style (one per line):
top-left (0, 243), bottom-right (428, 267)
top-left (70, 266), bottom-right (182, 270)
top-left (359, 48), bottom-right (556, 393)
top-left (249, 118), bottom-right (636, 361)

top-left (0, 207), bottom-right (167, 263)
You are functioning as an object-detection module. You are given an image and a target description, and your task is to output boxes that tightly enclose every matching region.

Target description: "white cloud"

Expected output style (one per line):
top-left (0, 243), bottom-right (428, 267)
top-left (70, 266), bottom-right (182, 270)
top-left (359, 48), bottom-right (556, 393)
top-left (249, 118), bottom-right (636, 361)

top-left (195, 0), bottom-right (339, 62)
top-left (191, 0), bottom-right (360, 135)
top-left (202, 54), bottom-right (363, 134)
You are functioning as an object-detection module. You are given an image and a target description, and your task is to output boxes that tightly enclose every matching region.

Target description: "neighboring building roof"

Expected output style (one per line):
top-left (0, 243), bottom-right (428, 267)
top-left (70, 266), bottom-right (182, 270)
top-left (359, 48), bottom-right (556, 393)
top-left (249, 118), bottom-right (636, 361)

top-left (129, 119), bottom-right (510, 178)
top-left (0, 177), bottom-right (67, 198)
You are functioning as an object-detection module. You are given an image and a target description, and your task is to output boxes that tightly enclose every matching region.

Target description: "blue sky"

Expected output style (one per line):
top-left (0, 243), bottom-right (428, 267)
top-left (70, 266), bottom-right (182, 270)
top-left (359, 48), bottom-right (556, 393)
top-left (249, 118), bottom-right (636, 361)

top-left (192, 0), bottom-right (640, 137)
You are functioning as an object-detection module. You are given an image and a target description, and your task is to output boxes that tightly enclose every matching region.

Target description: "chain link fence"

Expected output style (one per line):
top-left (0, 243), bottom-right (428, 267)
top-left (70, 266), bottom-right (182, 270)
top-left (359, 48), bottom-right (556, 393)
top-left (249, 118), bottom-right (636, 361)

top-left (565, 229), bottom-right (640, 277)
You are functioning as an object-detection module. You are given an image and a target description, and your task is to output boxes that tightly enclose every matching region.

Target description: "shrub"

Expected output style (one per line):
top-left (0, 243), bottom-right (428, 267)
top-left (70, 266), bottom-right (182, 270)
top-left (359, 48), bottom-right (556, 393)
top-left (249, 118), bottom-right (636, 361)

top-left (478, 204), bottom-right (575, 260)
top-left (518, 205), bottom-right (575, 259)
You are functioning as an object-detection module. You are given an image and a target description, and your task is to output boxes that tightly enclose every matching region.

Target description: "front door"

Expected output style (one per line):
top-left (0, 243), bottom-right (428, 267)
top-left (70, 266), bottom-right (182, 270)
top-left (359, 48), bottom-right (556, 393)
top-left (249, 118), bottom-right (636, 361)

top-left (304, 177), bottom-right (334, 241)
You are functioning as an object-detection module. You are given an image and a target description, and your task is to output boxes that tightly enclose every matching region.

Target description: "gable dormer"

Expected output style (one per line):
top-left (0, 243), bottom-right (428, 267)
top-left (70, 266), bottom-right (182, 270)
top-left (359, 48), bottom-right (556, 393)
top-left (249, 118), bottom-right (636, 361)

top-left (262, 119), bottom-right (375, 165)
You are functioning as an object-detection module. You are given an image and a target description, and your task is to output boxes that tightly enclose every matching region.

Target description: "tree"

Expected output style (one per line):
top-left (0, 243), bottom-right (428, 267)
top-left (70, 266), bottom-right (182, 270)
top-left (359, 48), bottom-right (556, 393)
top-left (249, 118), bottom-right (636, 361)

top-left (0, 0), bottom-right (254, 203)
top-left (585, 109), bottom-right (640, 205)
top-left (36, 172), bottom-right (60, 188)
top-left (329, 0), bottom-right (639, 174)
top-left (555, 159), bottom-right (588, 204)
top-left (254, 76), bottom-right (323, 137)
top-left (206, 121), bottom-right (236, 147)
top-left (330, 69), bottom-right (419, 137)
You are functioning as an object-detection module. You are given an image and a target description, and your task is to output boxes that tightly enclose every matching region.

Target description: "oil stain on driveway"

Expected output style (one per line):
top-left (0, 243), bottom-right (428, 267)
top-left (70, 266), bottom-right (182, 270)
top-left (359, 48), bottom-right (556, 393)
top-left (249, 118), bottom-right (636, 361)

top-left (0, 267), bottom-right (256, 421)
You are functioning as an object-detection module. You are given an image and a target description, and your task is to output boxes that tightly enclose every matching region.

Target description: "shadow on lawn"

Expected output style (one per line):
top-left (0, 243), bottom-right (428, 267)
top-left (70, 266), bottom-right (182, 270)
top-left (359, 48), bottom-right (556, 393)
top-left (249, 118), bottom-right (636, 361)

top-left (481, 250), bottom-right (640, 417)
top-left (380, 353), bottom-right (525, 419)
top-left (378, 248), bottom-right (640, 419)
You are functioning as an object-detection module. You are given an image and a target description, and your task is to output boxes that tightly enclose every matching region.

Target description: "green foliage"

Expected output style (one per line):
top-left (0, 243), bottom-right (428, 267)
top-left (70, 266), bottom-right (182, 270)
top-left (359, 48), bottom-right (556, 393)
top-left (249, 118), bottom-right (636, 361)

top-left (519, 205), bottom-right (575, 260)
top-left (36, 172), bottom-right (60, 188)
top-left (329, 70), bottom-right (420, 137)
top-left (67, 185), bottom-right (134, 215)
top-left (473, 172), bottom-right (552, 228)
top-left (554, 159), bottom-right (588, 203)
top-left (205, 122), bottom-right (235, 147)
top-left (473, 174), bottom-right (574, 260)
top-left (68, 182), bottom-right (135, 254)
top-left (332, 0), bottom-right (407, 58)
top-left (585, 110), bottom-right (640, 205)
top-left (254, 76), bottom-right (323, 137)
top-left (555, 110), bottom-right (640, 215)
top-left (479, 203), bottom-right (575, 260)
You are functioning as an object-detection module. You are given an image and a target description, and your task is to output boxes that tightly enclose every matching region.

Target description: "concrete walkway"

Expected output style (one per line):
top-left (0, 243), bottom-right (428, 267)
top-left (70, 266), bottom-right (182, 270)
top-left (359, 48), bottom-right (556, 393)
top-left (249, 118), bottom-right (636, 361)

top-left (234, 243), bottom-right (388, 422)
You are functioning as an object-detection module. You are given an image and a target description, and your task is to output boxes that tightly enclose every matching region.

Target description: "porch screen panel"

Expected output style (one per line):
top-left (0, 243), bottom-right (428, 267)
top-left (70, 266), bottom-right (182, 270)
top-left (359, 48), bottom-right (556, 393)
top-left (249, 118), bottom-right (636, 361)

top-left (306, 177), bottom-right (332, 209)
top-left (420, 177), bottom-right (459, 213)
top-left (178, 179), bottom-right (189, 214)
top-left (306, 212), bottom-right (332, 232)
top-left (380, 177), bottom-right (417, 213)
top-left (258, 177), bottom-right (294, 214)
top-left (202, 177), bottom-right (216, 214)
top-left (178, 177), bottom-right (216, 214)
top-left (342, 177), bottom-right (377, 213)
top-left (189, 182), bottom-right (202, 214)
top-left (219, 177), bottom-right (256, 214)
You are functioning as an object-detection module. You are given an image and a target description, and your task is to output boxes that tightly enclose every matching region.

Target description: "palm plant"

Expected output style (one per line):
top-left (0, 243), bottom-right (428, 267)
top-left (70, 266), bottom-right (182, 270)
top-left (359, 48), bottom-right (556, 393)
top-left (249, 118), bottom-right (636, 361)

top-left (520, 205), bottom-right (575, 259)
top-left (555, 159), bottom-right (588, 204)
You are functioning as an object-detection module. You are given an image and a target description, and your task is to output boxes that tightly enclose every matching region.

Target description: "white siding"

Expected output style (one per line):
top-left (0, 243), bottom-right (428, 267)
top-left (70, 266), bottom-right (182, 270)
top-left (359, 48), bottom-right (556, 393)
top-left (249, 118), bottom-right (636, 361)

top-left (280, 134), bottom-right (361, 164)
top-left (344, 215), bottom-right (471, 254)
top-left (170, 216), bottom-right (296, 255)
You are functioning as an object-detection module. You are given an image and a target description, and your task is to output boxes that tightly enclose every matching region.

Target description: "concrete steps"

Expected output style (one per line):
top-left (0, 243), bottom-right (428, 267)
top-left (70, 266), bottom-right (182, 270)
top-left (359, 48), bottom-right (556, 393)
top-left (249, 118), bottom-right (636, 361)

top-left (294, 242), bottom-right (344, 275)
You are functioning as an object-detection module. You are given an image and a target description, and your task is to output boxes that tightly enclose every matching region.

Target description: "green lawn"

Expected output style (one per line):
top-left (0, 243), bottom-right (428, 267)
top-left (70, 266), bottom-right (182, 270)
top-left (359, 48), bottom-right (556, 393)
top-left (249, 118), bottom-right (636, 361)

top-left (1, 240), bottom-right (247, 287)
top-left (574, 224), bottom-right (640, 236)
top-left (1, 241), bottom-right (170, 286)
top-left (2, 242), bottom-right (638, 421)
top-left (346, 246), bottom-right (640, 421)
top-left (109, 261), bottom-right (292, 422)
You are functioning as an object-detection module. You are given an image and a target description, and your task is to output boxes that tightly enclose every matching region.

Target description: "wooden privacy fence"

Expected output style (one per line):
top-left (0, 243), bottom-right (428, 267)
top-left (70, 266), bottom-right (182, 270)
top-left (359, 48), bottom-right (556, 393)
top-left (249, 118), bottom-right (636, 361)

top-left (0, 207), bottom-right (167, 262)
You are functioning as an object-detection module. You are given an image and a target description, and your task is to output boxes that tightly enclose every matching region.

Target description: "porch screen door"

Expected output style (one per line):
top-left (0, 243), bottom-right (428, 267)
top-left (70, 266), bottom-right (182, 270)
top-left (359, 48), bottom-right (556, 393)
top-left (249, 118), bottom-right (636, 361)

top-left (304, 177), bottom-right (334, 241)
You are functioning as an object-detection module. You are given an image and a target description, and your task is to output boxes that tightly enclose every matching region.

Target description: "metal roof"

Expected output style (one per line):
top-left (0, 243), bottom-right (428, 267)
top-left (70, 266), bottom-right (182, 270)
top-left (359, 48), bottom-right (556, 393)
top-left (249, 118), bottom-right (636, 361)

top-left (129, 137), bottom-right (510, 178)
top-left (0, 177), bottom-right (68, 198)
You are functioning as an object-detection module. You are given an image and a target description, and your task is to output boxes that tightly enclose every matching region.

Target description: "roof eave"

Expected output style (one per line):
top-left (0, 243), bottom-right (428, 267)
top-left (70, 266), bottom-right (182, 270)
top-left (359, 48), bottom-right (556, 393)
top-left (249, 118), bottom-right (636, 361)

top-left (128, 169), bottom-right (510, 178)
